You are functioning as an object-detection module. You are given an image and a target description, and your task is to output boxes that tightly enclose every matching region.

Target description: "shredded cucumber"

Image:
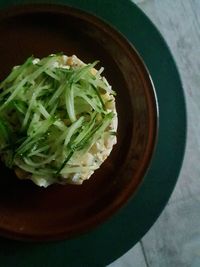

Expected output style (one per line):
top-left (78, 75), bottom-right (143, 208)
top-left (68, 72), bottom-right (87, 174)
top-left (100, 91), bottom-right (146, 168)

top-left (0, 54), bottom-right (116, 186)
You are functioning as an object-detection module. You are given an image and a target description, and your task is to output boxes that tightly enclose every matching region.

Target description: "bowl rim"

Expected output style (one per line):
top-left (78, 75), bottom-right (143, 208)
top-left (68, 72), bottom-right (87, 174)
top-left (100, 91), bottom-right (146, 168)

top-left (0, 3), bottom-right (159, 241)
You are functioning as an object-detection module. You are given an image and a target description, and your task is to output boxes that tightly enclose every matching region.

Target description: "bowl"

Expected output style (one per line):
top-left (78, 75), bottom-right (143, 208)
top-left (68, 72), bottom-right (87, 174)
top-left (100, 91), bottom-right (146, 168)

top-left (0, 4), bottom-right (158, 241)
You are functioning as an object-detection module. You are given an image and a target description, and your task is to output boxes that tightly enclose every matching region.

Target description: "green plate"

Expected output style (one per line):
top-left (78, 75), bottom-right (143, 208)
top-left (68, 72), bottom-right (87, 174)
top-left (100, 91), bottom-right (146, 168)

top-left (0, 0), bottom-right (186, 266)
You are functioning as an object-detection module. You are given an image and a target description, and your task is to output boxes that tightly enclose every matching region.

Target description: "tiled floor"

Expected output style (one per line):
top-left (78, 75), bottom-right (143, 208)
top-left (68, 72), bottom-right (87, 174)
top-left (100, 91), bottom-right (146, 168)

top-left (109, 1), bottom-right (200, 266)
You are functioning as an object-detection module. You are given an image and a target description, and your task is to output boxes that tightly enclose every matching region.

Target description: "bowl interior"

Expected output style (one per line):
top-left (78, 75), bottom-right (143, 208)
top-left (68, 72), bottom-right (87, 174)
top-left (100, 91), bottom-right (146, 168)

top-left (0, 4), bottom-right (157, 241)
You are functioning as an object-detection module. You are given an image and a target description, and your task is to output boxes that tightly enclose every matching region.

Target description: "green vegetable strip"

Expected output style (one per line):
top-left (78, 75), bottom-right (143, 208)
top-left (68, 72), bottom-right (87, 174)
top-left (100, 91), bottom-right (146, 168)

top-left (23, 155), bottom-right (55, 167)
top-left (34, 153), bottom-right (49, 158)
top-left (75, 90), bottom-right (102, 112)
top-left (91, 84), bottom-right (106, 110)
top-left (38, 103), bottom-right (51, 119)
top-left (29, 117), bottom-right (55, 137)
top-left (28, 145), bottom-right (49, 157)
top-left (53, 121), bottom-right (66, 131)
top-left (69, 61), bottom-right (98, 83)
top-left (64, 116), bottom-right (84, 147)
top-left (72, 113), bottom-right (97, 146)
top-left (0, 56), bottom-right (34, 88)
top-left (13, 100), bottom-right (28, 115)
top-left (27, 112), bottom-right (41, 136)
top-left (0, 118), bottom-right (9, 142)
top-left (56, 150), bottom-right (74, 175)
top-left (65, 83), bottom-right (76, 122)
top-left (27, 56), bottom-right (57, 81)
top-left (22, 82), bottom-right (46, 128)
top-left (77, 112), bottom-right (114, 156)
top-left (53, 128), bottom-right (68, 146)
top-left (44, 69), bottom-right (60, 80)
top-left (49, 101), bottom-right (58, 116)
top-left (0, 78), bottom-right (28, 111)
top-left (47, 83), bottom-right (65, 107)
top-left (14, 158), bottom-right (55, 176)
top-left (16, 136), bottom-right (41, 155)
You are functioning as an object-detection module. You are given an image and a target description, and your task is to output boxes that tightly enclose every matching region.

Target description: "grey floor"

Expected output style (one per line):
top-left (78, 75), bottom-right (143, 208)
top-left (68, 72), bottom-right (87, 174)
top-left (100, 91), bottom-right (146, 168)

top-left (109, 0), bottom-right (200, 266)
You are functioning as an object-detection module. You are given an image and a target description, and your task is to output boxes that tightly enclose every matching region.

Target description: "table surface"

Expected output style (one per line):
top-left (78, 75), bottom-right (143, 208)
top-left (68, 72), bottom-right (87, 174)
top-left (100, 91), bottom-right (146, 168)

top-left (109, 0), bottom-right (200, 266)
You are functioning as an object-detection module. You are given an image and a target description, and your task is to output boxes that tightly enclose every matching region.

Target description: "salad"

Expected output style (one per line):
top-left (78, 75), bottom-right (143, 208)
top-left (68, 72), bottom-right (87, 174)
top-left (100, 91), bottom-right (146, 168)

top-left (0, 54), bottom-right (117, 187)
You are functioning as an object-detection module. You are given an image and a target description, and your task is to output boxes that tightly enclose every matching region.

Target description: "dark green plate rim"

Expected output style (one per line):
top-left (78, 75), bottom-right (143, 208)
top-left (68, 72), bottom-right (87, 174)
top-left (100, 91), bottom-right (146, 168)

top-left (0, 1), bottom-right (186, 266)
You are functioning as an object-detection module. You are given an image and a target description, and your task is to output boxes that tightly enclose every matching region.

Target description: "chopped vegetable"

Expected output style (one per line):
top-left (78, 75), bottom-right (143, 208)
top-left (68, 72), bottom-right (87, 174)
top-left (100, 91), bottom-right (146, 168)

top-left (0, 54), bottom-right (117, 187)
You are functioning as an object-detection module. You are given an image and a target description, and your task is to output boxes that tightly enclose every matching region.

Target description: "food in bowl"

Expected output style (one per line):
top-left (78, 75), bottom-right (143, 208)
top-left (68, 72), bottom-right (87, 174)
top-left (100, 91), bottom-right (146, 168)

top-left (0, 54), bottom-right (118, 187)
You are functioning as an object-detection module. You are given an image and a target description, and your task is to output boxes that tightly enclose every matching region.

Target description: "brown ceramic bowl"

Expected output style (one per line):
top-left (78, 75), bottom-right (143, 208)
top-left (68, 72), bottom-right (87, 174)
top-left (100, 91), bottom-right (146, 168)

top-left (0, 4), bottom-right (158, 241)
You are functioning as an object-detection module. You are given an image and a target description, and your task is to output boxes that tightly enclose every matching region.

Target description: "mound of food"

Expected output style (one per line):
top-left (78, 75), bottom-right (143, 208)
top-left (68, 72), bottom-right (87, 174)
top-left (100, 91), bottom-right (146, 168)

top-left (0, 54), bottom-right (117, 187)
